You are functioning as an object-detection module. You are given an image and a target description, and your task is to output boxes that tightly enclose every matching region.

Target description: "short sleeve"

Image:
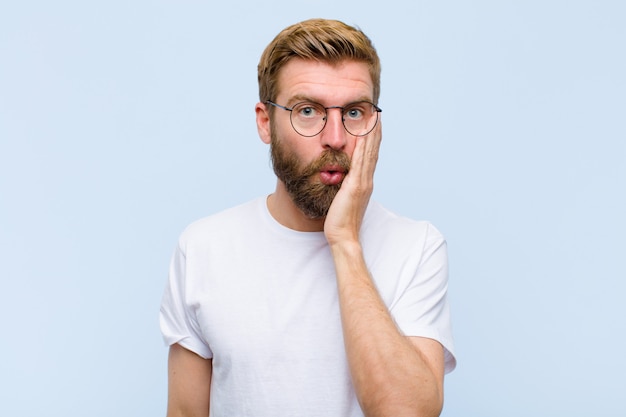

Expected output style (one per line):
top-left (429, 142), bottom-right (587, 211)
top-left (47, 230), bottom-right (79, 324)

top-left (159, 240), bottom-right (213, 359)
top-left (391, 224), bottom-right (456, 373)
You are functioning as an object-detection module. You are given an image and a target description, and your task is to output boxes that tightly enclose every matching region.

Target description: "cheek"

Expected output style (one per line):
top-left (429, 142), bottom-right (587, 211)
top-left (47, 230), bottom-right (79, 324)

top-left (344, 137), bottom-right (358, 159)
top-left (273, 130), bottom-right (321, 161)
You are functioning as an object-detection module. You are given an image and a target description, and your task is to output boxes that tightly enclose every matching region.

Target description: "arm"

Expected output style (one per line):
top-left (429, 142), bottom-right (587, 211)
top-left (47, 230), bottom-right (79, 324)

top-left (331, 243), bottom-right (444, 417)
top-left (325, 124), bottom-right (445, 417)
top-left (167, 343), bottom-right (212, 417)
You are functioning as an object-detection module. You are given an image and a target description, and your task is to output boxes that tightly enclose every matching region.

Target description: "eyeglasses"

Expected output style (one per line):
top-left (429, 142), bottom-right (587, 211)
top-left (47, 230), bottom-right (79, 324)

top-left (266, 100), bottom-right (382, 137)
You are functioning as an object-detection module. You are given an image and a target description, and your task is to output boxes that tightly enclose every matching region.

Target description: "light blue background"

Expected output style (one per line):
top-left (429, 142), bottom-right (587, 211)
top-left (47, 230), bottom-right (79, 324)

top-left (1, 1), bottom-right (624, 415)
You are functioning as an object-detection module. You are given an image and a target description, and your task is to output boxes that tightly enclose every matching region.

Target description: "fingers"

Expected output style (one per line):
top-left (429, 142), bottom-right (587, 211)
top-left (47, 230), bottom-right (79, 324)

top-left (365, 121), bottom-right (382, 168)
top-left (325, 121), bottom-right (381, 240)
top-left (351, 121), bottom-right (382, 183)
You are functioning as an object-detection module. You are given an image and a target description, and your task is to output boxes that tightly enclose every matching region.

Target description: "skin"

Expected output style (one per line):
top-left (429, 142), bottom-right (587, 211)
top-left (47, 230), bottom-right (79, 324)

top-left (167, 58), bottom-right (446, 417)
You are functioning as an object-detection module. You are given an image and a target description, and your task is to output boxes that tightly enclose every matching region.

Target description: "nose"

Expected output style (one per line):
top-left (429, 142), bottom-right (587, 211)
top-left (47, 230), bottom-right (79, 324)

top-left (320, 108), bottom-right (347, 150)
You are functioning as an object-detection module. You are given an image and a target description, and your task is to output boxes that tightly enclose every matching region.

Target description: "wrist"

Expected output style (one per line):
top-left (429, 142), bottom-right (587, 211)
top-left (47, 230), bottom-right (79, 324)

top-left (329, 239), bottom-right (363, 261)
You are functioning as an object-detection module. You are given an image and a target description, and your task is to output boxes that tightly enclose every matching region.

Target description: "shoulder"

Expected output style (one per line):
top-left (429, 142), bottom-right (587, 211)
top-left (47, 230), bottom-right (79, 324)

top-left (361, 201), bottom-right (447, 268)
top-left (363, 201), bottom-right (445, 244)
top-left (177, 197), bottom-right (265, 249)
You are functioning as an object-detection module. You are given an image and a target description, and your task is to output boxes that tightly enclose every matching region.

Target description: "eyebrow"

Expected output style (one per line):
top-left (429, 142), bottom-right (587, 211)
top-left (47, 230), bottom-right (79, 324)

top-left (286, 94), bottom-right (375, 107)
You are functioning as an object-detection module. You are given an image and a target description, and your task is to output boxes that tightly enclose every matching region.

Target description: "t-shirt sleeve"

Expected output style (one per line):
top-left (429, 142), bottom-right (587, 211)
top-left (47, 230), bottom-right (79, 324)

top-left (390, 223), bottom-right (456, 373)
top-left (159, 240), bottom-right (213, 359)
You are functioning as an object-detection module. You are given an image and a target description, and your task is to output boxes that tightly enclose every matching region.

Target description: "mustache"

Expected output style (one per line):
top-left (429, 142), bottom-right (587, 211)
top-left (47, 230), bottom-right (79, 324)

top-left (300, 149), bottom-right (351, 178)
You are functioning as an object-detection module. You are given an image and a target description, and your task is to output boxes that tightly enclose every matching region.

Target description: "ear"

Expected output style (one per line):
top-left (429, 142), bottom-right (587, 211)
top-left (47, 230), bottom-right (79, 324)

top-left (255, 102), bottom-right (272, 144)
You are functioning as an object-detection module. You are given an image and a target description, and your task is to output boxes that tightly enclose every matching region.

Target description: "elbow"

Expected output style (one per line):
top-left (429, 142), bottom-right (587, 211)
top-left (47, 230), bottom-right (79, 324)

top-left (420, 397), bottom-right (443, 417)
top-left (412, 392), bottom-right (444, 417)
top-left (419, 379), bottom-right (444, 417)
top-left (360, 386), bottom-right (443, 417)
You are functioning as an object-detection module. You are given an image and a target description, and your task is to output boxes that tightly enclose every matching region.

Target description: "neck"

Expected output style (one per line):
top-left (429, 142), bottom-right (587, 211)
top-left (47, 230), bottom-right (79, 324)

top-left (267, 181), bottom-right (326, 232)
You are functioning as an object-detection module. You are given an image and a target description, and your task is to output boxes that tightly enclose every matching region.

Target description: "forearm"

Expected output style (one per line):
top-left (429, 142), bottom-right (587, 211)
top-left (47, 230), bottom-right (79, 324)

top-left (331, 241), bottom-right (443, 417)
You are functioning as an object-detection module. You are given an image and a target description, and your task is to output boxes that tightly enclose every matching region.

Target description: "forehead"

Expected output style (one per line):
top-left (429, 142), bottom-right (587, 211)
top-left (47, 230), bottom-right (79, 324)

top-left (276, 58), bottom-right (374, 105)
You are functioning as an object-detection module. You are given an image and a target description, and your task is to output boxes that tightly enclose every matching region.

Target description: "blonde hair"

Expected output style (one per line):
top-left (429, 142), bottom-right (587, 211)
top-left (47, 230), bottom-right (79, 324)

top-left (258, 18), bottom-right (381, 104)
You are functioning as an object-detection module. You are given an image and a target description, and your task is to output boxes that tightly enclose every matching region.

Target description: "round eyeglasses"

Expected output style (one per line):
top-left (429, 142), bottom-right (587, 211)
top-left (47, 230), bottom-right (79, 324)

top-left (266, 100), bottom-right (382, 137)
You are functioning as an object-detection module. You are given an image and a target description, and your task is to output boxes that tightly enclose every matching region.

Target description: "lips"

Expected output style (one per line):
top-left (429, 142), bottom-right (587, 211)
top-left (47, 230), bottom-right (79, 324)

top-left (319, 165), bottom-right (346, 185)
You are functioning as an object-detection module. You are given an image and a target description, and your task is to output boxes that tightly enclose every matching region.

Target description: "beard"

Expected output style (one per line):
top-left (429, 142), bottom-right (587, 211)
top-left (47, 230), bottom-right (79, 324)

top-left (270, 130), bottom-right (351, 219)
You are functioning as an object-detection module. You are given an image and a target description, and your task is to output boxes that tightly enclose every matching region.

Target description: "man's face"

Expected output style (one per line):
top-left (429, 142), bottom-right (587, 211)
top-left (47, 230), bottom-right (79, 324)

top-left (268, 59), bottom-right (375, 219)
top-left (270, 130), bottom-right (351, 219)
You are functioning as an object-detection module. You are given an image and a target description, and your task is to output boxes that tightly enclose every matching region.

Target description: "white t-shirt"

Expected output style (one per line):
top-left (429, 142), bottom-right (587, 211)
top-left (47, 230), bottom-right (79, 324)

top-left (160, 197), bottom-right (456, 416)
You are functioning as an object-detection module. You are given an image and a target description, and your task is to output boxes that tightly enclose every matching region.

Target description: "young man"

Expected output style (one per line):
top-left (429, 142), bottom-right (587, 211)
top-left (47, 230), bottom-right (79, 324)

top-left (160, 18), bottom-right (456, 417)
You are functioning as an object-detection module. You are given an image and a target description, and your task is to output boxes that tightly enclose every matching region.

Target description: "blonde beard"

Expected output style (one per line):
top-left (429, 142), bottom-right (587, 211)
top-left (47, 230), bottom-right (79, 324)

top-left (270, 131), bottom-right (350, 219)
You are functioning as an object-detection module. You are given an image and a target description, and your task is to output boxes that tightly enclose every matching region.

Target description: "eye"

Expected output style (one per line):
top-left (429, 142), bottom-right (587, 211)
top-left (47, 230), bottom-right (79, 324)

top-left (294, 102), bottom-right (324, 119)
top-left (344, 104), bottom-right (367, 120)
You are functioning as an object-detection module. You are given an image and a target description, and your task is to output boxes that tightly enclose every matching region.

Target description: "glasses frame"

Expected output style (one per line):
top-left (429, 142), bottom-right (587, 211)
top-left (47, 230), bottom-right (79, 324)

top-left (266, 100), bottom-right (382, 137)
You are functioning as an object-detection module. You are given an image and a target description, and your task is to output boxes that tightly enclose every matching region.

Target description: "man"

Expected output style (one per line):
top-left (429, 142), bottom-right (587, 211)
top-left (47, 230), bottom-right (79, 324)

top-left (160, 18), bottom-right (456, 417)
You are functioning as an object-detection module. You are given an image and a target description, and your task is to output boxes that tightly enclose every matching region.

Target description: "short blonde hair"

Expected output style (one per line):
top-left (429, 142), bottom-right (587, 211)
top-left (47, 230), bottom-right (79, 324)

top-left (258, 18), bottom-right (381, 104)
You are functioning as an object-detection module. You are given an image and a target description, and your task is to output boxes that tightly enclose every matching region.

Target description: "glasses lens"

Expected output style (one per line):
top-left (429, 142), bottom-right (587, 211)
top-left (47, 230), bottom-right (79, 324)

top-left (343, 102), bottom-right (379, 136)
top-left (290, 102), bottom-right (327, 137)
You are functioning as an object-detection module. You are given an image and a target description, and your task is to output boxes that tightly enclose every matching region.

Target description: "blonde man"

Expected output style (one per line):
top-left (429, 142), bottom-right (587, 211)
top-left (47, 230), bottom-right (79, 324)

top-left (161, 18), bottom-right (456, 417)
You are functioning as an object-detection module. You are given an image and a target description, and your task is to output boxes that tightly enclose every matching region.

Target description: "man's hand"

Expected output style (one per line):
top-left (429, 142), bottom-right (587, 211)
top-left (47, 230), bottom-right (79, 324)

top-left (324, 122), bottom-right (382, 245)
top-left (324, 120), bottom-right (445, 417)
